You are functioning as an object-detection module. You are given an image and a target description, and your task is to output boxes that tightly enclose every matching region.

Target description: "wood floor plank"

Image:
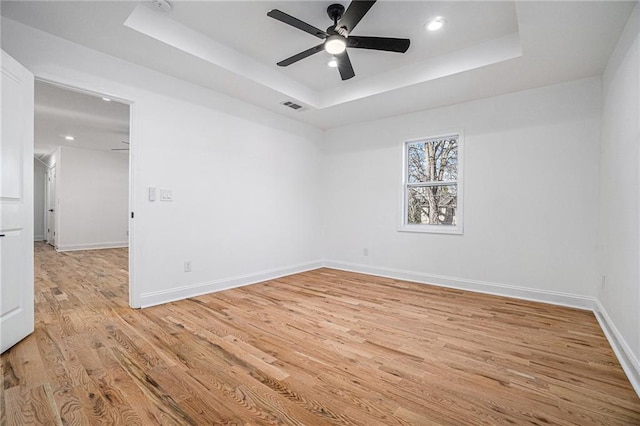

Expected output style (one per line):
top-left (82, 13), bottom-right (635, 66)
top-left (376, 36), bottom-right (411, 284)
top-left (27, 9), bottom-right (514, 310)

top-left (1, 242), bottom-right (639, 425)
top-left (4, 383), bottom-right (63, 426)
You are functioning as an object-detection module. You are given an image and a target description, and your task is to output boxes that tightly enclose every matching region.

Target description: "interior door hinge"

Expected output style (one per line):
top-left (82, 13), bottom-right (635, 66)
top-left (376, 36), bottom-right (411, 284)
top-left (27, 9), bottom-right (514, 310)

top-left (131, 212), bottom-right (134, 219)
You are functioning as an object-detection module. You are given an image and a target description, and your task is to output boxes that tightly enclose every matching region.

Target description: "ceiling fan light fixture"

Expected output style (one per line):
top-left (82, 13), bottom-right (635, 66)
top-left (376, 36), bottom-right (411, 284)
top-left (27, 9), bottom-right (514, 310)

top-left (328, 57), bottom-right (339, 68)
top-left (425, 16), bottom-right (446, 32)
top-left (325, 35), bottom-right (347, 54)
top-left (268, 2), bottom-right (410, 81)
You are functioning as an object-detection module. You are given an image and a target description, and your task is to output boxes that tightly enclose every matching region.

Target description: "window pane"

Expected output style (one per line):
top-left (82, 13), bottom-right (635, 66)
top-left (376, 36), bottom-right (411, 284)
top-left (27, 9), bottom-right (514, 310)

top-left (407, 137), bottom-right (458, 183)
top-left (407, 185), bottom-right (457, 225)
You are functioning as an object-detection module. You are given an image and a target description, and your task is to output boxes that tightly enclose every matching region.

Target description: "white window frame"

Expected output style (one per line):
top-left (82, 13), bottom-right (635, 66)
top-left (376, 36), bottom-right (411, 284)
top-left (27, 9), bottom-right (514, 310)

top-left (399, 132), bottom-right (464, 235)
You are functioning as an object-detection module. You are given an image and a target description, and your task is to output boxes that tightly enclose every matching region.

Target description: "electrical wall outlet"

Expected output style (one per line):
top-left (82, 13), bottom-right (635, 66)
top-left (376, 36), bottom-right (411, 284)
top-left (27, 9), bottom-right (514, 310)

top-left (184, 260), bottom-right (192, 272)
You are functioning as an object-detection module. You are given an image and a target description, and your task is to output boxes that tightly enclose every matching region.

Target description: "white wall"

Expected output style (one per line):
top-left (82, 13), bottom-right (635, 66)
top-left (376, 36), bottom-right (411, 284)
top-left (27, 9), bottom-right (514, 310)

top-left (33, 158), bottom-right (46, 241)
top-left (1, 17), bottom-right (324, 307)
top-left (598, 5), bottom-right (640, 389)
top-left (135, 95), bottom-right (323, 306)
top-left (56, 146), bottom-right (129, 251)
top-left (322, 77), bottom-right (602, 306)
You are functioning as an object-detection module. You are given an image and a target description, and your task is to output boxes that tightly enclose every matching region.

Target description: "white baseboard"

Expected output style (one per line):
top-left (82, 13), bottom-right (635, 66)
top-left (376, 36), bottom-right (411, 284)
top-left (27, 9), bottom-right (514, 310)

top-left (34, 235), bottom-right (45, 241)
top-left (138, 261), bottom-right (323, 308)
top-left (323, 260), bottom-right (597, 311)
top-left (594, 300), bottom-right (640, 397)
top-left (56, 241), bottom-right (128, 252)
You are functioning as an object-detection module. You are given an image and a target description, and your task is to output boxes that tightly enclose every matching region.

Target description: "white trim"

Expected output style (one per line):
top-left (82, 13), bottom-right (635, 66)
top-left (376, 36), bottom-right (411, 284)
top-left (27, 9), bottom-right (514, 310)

top-left (323, 260), bottom-right (597, 311)
top-left (56, 241), bottom-right (128, 252)
top-left (128, 103), bottom-right (139, 308)
top-left (398, 223), bottom-right (463, 235)
top-left (594, 300), bottom-right (640, 397)
top-left (34, 234), bottom-right (44, 241)
top-left (399, 131), bottom-right (464, 235)
top-left (138, 261), bottom-right (323, 308)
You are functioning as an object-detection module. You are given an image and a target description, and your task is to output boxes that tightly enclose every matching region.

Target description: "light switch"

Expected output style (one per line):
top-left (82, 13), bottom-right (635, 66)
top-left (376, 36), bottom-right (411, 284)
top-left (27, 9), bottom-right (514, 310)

top-left (149, 187), bottom-right (156, 202)
top-left (160, 189), bottom-right (173, 201)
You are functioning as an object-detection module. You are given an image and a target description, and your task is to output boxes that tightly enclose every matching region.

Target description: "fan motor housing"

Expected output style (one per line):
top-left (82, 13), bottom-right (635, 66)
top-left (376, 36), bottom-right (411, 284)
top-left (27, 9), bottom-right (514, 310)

top-left (327, 4), bottom-right (345, 23)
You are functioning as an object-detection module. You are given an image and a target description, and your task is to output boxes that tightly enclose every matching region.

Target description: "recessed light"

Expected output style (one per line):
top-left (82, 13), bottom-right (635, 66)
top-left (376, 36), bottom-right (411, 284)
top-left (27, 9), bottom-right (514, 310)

top-left (64, 135), bottom-right (75, 141)
top-left (328, 57), bottom-right (338, 68)
top-left (101, 97), bottom-right (112, 102)
top-left (425, 16), bottom-right (446, 32)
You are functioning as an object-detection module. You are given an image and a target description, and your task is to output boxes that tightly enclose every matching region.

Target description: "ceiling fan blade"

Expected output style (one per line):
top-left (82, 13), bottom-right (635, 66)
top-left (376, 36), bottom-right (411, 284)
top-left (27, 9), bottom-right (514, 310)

top-left (347, 36), bottom-right (410, 53)
top-left (267, 9), bottom-right (328, 39)
top-left (336, 51), bottom-right (355, 80)
top-left (277, 44), bottom-right (325, 67)
top-left (336, 0), bottom-right (376, 35)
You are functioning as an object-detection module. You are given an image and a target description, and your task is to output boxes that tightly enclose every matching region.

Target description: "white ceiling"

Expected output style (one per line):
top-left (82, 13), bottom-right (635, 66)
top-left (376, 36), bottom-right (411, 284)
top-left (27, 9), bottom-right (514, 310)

top-left (34, 81), bottom-right (130, 160)
top-left (163, 1), bottom-right (519, 92)
top-left (2, 1), bottom-right (636, 129)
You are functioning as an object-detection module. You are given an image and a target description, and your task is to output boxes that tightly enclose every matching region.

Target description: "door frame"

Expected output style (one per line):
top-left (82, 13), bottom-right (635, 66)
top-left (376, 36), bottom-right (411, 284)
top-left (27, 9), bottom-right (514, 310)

top-left (34, 77), bottom-right (140, 308)
top-left (45, 164), bottom-right (56, 246)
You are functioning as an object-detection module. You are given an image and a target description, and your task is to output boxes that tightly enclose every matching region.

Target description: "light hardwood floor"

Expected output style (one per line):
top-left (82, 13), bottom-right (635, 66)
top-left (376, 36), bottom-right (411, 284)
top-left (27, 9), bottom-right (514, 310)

top-left (1, 243), bottom-right (639, 425)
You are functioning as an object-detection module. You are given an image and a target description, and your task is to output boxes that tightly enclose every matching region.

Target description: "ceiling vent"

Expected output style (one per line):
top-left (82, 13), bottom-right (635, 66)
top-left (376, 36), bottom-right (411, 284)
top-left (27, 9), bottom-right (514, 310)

top-left (281, 101), bottom-right (306, 111)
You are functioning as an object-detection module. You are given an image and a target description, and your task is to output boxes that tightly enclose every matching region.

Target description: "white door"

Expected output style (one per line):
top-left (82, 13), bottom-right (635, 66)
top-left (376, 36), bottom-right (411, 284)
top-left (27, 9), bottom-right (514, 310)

top-left (1, 51), bottom-right (35, 353)
top-left (46, 165), bottom-right (56, 246)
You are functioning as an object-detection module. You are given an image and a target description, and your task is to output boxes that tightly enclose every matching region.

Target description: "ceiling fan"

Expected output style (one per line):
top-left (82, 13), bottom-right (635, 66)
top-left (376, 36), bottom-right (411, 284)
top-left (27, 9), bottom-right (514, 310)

top-left (267, 0), bottom-right (410, 81)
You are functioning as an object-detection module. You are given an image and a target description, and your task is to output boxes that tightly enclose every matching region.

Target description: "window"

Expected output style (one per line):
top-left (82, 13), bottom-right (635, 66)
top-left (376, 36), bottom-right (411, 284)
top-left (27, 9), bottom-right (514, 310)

top-left (400, 133), bottom-right (463, 234)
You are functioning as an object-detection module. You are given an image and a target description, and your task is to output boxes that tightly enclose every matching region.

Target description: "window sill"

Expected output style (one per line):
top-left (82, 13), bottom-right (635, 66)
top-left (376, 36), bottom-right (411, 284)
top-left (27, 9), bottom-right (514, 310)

top-left (397, 224), bottom-right (463, 235)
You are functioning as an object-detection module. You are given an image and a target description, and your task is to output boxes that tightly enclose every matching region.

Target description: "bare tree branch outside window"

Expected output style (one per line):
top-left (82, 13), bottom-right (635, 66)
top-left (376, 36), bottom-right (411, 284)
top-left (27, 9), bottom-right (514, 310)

top-left (405, 136), bottom-right (458, 225)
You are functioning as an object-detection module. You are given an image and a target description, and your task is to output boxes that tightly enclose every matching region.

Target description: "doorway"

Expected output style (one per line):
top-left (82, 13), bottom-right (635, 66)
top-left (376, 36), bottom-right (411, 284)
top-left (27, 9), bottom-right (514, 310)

top-left (33, 80), bottom-right (133, 304)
